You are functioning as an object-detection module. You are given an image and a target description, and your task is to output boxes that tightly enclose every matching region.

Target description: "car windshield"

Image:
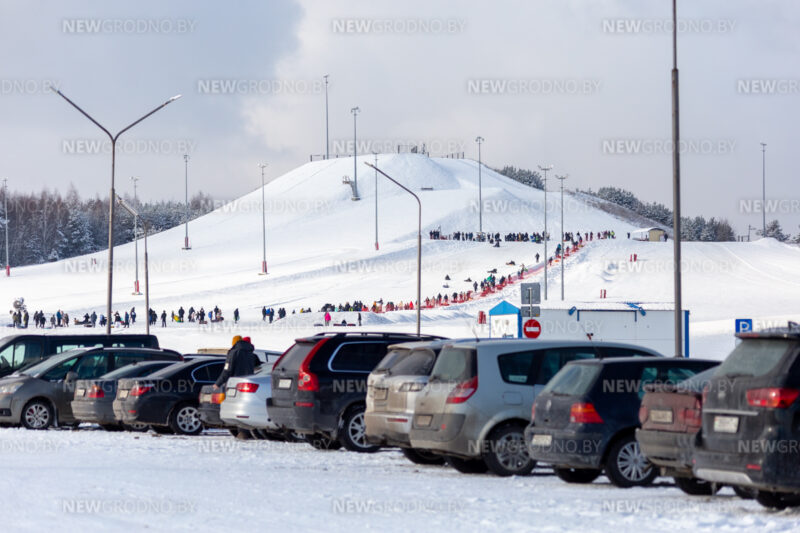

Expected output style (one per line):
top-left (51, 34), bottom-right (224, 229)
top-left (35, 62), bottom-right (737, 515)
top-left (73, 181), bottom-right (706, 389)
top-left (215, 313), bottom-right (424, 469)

top-left (373, 348), bottom-right (411, 374)
top-left (429, 346), bottom-right (476, 382)
top-left (716, 339), bottom-right (794, 378)
top-left (19, 349), bottom-right (87, 377)
top-left (542, 363), bottom-right (601, 396)
top-left (389, 348), bottom-right (437, 376)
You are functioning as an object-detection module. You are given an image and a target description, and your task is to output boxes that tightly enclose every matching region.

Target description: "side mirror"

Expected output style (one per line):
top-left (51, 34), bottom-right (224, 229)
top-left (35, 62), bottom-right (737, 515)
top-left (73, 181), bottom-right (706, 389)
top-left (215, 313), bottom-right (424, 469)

top-left (65, 371), bottom-right (78, 383)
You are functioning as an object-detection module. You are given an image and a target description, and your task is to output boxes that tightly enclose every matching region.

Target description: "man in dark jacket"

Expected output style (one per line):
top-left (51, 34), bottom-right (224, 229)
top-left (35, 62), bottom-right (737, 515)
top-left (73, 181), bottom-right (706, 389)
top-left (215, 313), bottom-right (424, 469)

top-left (213, 336), bottom-right (260, 389)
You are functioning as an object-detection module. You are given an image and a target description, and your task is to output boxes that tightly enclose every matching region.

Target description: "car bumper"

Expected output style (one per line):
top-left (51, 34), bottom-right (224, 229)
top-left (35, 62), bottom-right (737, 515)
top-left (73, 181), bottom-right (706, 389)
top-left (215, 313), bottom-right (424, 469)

top-left (198, 405), bottom-right (225, 427)
top-left (694, 445), bottom-right (800, 492)
top-left (408, 413), bottom-right (474, 457)
top-left (113, 398), bottom-right (168, 426)
top-left (525, 425), bottom-right (605, 469)
top-left (220, 397), bottom-right (274, 430)
top-left (268, 401), bottom-right (335, 437)
top-left (71, 400), bottom-right (117, 425)
top-left (0, 394), bottom-right (23, 424)
top-left (636, 428), bottom-right (694, 474)
top-left (365, 411), bottom-right (413, 447)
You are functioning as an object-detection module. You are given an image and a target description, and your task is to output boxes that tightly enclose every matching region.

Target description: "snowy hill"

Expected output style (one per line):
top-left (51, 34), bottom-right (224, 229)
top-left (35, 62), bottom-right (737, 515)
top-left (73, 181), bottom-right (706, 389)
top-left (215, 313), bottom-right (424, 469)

top-left (3, 154), bottom-right (799, 358)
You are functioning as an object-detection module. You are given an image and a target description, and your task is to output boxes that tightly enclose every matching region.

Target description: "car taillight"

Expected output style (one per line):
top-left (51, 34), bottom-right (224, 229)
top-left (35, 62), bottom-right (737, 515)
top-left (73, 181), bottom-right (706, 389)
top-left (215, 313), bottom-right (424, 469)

top-left (211, 393), bottom-right (226, 404)
top-left (446, 376), bottom-right (478, 404)
top-left (746, 388), bottom-right (800, 409)
top-left (531, 403), bottom-right (536, 421)
top-left (682, 407), bottom-right (702, 428)
top-left (569, 402), bottom-right (604, 424)
top-left (702, 385), bottom-right (709, 406)
top-left (130, 385), bottom-right (153, 397)
top-left (236, 382), bottom-right (259, 393)
top-left (87, 385), bottom-right (104, 399)
top-left (297, 338), bottom-right (330, 392)
top-left (638, 405), bottom-right (648, 424)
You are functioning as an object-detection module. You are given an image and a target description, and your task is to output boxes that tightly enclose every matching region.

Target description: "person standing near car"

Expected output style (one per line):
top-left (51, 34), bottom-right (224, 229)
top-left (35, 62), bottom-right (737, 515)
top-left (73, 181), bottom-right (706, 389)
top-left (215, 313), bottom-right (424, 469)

top-left (213, 335), bottom-right (259, 390)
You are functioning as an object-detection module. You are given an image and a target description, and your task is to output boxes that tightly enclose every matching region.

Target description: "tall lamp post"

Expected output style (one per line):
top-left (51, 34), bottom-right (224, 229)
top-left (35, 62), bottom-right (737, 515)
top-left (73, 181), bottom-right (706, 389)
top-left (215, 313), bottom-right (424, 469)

top-left (351, 107), bottom-right (360, 200)
top-left (373, 151), bottom-right (379, 250)
top-left (130, 176), bottom-right (141, 294)
top-left (475, 136), bottom-right (484, 236)
top-left (761, 142), bottom-right (767, 236)
top-left (364, 162), bottom-right (422, 336)
top-left (324, 75), bottom-right (330, 160)
top-left (556, 174), bottom-right (568, 300)
top-left (538, 164), bottom-right (553, 300)
top-left (52, 89), bottom-right (180, 335)
top-left (259, 163), bottom-right (269, 274)
top-left (671, 0), bottom-right (684, 357)
top-left (116, 195), bottom-right (150, 336)
top-left (182, 154), bottom-right (191, 250)
top-left (2, 178), bottom-right (8, 277)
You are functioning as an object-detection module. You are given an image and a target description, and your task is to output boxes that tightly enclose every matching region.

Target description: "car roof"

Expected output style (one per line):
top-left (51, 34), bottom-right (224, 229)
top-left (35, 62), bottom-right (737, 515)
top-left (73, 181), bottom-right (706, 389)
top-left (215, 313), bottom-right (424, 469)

top-left (386, 339), bottom-right (455, 351)
top-left (736, 326), bottom-right (800, 340)
top-left (296, 332), bottom-right (445, 343)
top-left (439, 339), bottom-right (662, 355)
top-left (144, 356), bottom-right (223, 378)
top-left (568, 356), bottom-right (718, 366)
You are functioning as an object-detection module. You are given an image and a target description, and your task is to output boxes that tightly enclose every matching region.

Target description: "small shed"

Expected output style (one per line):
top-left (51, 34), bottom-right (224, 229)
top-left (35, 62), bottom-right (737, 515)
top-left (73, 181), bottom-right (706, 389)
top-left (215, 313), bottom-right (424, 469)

top-left (488, 300), bottom-right (521, 338)
top-left (631, 227), bottom-right (667, 242)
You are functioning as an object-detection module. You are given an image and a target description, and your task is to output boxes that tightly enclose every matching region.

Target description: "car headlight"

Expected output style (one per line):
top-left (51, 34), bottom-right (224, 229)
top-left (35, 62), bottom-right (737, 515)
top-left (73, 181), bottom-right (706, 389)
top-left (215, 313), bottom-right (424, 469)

top-left (0, 382), bottom-right (24, 395)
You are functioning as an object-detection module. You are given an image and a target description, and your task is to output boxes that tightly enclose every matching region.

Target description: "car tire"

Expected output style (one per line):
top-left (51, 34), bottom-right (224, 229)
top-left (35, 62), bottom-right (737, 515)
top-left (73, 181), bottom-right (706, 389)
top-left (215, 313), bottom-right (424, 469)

top-left (482, 424), bottom-right (536, 476)
top-left (21, 399), bottom-right (54, 430)
top-left (755, 490), bottom-right (800, 510)
top-left (402, 448), bottom-right (446, 466)
top-left (228, 428), bottom-right (239, 437)
top-left (604, 435), bottom-right (657, 488)
top-left (307, 434), bottom-right (343, 450)
top-left (150, 425), bottom-right (174, 435)
top-left (99, 424), bottom-right (124, 432)
top-left (674, 476), bottom-right (719, 496)
top-left (122, 422), bottom-right (150, 432)
top-left (339, 406), bottom-right (380, 453)
top-left (168, 403), bottom-right (203, 436)
top-left (732, 485), bottom-right (757, 500)
top-left (554, 467), bottom-right (602, 484)
top-left (446, 456), bottom-right (489, 474)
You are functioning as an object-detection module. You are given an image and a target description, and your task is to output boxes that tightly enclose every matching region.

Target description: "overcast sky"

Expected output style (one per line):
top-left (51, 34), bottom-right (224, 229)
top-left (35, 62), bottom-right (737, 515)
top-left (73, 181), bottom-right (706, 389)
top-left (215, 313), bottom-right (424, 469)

top-left (1, 0), bottom-right (798, 235)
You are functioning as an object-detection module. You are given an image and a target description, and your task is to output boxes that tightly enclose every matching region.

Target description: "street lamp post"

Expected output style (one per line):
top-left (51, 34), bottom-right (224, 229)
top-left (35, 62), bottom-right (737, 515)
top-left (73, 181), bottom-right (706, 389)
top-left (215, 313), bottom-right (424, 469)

top-left (351, 107), bottom-right (360, 200)
top-left (259, 163), bottom-right (268, 274)
top-left (364, 162), bottom-right (422, 336)
top-left (761, 142), bottom-right (767, 236)
top-left (116, 195), bottom-right (150, 336)
top-left (52, 88), bottom-right (181, 335)
top-left (130, 176), bottom-right (141, 294)
top-left (538, 165), bottom-right (553, 300)
top-left (324, 75), bottom-right (330, 160)
top-left (475, 137), bottom-right (484, 236)
top-left (2, 178), bottom-right (8, 277)
top-left (671, 0), bottom-right (684, 357)
top-left (183, 154), bottom-right (191, 250)
top-left (556, 175), bottom-right (568, 300)
top-left (373, 152), bottom-right (379, 250)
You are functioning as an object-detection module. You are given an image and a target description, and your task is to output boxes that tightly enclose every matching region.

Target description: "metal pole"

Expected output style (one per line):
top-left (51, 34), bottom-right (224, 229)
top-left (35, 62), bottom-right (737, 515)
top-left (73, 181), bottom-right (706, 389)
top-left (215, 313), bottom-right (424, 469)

top-left (557, 175), bottom-right (568, 300)
top-left (539, 165), bottom-right (552, 300)
top-left (324, 75), bottom-right (330, 160)
top-left (51, 89), bottom-right (181, 335)
top-left (131, 176), bottom-right (140, 294)
top-left (351, 107), bottom-right (360, 199)
top-left (365, 162), bottom-right (422, 336)
top-left (3, 178), bottom-right (8, 277)
top-left (761, 142), bottom-right (767, 236)
top-left (476, 137), bottom-right (484, 236)
top-left (143, 223), bottom-right (149, 336)
top-left (183, 154), bottom-right (190, 249)
top-left (259, 163), bottom-right (268, 274)
top-left (671, 0), bottom-right (683, 357)
top-left (373, 152), bottom-right (379, 250)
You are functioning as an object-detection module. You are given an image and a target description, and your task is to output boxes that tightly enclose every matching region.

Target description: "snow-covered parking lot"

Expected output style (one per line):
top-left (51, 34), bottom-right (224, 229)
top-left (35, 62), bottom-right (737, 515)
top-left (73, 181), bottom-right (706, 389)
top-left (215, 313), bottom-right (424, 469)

top-left (2, 427), bottom-right (799, 532)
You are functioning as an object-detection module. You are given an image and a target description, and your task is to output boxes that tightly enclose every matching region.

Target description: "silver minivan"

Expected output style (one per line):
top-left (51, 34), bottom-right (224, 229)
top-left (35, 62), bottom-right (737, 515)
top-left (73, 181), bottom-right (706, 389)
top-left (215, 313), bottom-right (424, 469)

top-left (409, 340), bottom-right (661, 476)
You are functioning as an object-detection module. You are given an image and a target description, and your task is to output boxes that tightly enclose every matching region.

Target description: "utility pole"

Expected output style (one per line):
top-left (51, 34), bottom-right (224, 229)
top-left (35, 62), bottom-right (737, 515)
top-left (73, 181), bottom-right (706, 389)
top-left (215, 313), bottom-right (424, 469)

top-left (538, 165), bottom-right (553, 300)
top-left (324, 75), bottom-right (330, 160)
top-left (476, 137), bottom-right (484, 236)
top-left (671, 0), bottom-right (683, 357)
top-left (183, 154), bottom-right (191, 249)
top-left (373, 152), bottom-right (379, 250)
top-left (557, 174), bottom-right (568, 300)
top-left (130, 176), bottom-right (141, 294)
top-left (259, 163), bottom-right (268, 274)
top-left (2, 178), bottom-right (8, 277)
top-left (351, 107), bottom-right (360, 199)
top-left (747, 224), bottom-right (757, 242)
top-left (761, 142), bottom-right (767, 236)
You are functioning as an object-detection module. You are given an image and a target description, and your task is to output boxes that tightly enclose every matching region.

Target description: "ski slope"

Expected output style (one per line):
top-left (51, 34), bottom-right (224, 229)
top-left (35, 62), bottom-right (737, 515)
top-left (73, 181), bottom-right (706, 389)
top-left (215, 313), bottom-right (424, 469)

top-left (2, 153), bottom-right (799, 358)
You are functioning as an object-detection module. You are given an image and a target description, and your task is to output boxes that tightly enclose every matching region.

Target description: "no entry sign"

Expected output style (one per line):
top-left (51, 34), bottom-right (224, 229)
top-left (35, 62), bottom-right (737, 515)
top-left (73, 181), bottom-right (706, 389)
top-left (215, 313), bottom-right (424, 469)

top-left (523, 319), bottom-right (541, 339)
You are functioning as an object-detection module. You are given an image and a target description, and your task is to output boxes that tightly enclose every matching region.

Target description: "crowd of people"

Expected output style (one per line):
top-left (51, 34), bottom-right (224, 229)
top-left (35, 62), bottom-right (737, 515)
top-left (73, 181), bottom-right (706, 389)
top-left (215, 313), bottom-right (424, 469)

top-left (430, 228), bottom-right (616, 246)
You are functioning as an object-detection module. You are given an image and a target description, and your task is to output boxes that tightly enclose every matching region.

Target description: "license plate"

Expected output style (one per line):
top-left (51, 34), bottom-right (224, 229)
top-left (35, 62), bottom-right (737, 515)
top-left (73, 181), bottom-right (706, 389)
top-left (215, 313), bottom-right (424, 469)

top-left (226, 388), bottom-right (236, 398)
top-left (416, 414), bottom-right (432, 427)
top-left (118, 390), bottom-right (129, 399)
top-left (76, 388), bottom-right (85, 397)
top-left (713, 415), bottom-right (739, 433)
top-left (531, 434), bottom-right (552, 447)
top-left (650, 409), bottom-right (673, 424)
top-left (373, 388), bottom-right (388, 401)
top-left (278, 378), bottom-right (292, 389)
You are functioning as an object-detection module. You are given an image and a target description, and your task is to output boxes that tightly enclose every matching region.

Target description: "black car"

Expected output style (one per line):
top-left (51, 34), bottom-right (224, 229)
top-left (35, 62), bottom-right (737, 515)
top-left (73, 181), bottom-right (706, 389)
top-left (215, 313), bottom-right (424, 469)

top-left (526, 357), bottom-right (717, 487)
top-left (71, 359), bottom-right (178, 431)
top-left (113, 357), bottom-right (225, 435)
top-left (693, 328), bottom-right (800, 509)
top-left (269, 332), bottom-right (443, 452)
top-left (0, 334), bottom-right (159, 377)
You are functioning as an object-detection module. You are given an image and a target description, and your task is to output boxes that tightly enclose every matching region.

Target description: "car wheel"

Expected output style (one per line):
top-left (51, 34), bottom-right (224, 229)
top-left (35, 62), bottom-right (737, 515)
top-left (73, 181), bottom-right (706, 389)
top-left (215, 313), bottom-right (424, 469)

top-left (99, 424), bottom-right (124, 432)
top-left (482, 424), bottom-right (536, 476)
top-left (228, 428), bottom-right (239, 437)
top-left (122, 422), bottom-right (150, 432)
top-left (446, 455), bottom-right (489, 474)
top-left (21, 400), bottom-right (53, 430)
top-left (604, 435), bottom-right (657, 488)
top-left (168, 404), bottom-right (203, 436)
top-left (150, 425), bottom-right (174, 435)
top-left (401, 448), bottom-right (446, 466)
top-left (307, 434), bottom-right (343, 450)
top-left (755, 490), bottom-right (800, 510)
top-left (674, 476), bottom-right (719, 496)
top-left (554, 467), bottom-right (602, 484)
top-left (339, 406), bottom-right (380, 453)
top-left (732, 485), bottom-right (757, 500)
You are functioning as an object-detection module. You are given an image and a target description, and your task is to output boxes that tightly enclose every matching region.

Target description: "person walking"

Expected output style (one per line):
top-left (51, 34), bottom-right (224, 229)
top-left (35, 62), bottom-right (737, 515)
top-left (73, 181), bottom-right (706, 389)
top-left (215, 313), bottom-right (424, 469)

top-left (324, 311), bottom-right (331, 326)
top-left (161, 311), bottom-right (167, 327)
top-left (233, 308), bottom-right (240, 324)
top-left (357, 312), bottom-right (362, 326)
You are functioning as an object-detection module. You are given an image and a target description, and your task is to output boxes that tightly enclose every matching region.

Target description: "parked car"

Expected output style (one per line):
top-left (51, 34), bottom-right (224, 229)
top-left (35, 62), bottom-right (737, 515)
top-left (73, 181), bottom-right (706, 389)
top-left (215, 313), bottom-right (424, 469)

top-left (218, 364), bottom-right (287, 439)
top-left (0, 346), bottom-right (180, 429)
top-left (113, 357), bottom-right (225, 435)
top-left (269, 332), bottom-right (443, 451)
top-left (527, 357), bottom-right (717, 487)
top-left (365, 339), bottom-right (450, 465)
top-left (71, 359), bottom-right (178, 431)
top-left (409, 340), bottom-right (662, 476)
top-left (693, 328), bottom-right (800, 509)
top-left (0, 334), bottom-right (159, 377)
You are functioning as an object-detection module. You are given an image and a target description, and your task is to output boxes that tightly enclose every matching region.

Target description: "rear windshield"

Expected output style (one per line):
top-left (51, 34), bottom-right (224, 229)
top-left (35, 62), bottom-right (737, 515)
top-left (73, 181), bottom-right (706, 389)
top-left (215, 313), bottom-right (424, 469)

top-left (673, 366), bottom-right (718, 394)
top-left (542, 363), bottom-right (601, 396)
top-left (429, 347), bottom-right (476, 383)
top-left (388, 349), bottom-right (437, 377)
top-left (99, 361), bottom-right (173, 380)
top-left (276, 342), bottom-right (316, 371)
top-left (717, 339), bottom-right (794, 378)
top-left (373, 348), bottom-right (411, 374)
